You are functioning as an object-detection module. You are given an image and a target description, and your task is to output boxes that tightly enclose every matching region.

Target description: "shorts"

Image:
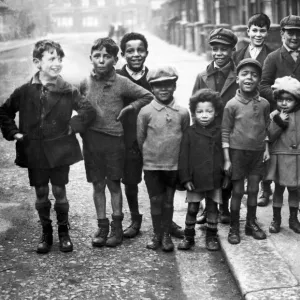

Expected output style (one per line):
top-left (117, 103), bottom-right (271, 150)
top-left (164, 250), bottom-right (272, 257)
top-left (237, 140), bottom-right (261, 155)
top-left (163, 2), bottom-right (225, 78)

top-left (122, 143), bottom-right (143, 185)
top-left (230, 149), bottom-right (264, 181)
top-left (28, 165), bottom-right (70, 187)
top-left (144, 170), bottom-right (178, 198)
top-left (82, 130), bottom-right (125, 182)
top-left (186, 188), bottom-right (222, 204)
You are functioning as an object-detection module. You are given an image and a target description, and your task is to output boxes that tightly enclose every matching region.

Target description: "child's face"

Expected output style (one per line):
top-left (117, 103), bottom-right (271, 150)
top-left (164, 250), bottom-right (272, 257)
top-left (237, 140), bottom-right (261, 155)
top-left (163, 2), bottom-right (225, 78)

top-left (211, 43), bottom-right (234, 68)
top-left (277, 92), bottom-right (297, 113)
top-left (247, 25), bottom-right (268, 47)
top-left (194, 101), bottom-right (216, 127)
top-left (151, 80), bottom-right (176, 103)
top-left (34, 48), bottom-right (62, 80)
top-left (90, 47), bottom-right (118, 76)
top-left (236, 65), bottom-right (260, 94)
top-left (122, 39), bottom-right (148, 72)
top-left (281, 29), bottom-right (300, 50)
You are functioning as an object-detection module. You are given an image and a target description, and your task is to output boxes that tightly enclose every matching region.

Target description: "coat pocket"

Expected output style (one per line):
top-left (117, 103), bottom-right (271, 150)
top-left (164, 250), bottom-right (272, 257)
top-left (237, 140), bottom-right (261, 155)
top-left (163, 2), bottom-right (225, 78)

top-left (43, 133), bottom-right (83, 168)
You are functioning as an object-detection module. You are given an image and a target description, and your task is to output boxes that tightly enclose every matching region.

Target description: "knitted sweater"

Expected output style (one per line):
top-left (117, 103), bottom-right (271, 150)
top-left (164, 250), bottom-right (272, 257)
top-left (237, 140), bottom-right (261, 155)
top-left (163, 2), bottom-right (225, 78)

top-left (137, 98), bottom-right (190, 170)
top-left (79, 69), bottom-right (153, 136)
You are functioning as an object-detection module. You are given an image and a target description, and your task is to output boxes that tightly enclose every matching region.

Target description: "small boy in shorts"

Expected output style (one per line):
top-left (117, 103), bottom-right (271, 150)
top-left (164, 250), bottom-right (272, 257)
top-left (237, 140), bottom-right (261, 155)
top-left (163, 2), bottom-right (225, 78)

top-left (192, 28), bottom-right (238, 224)
top-left (233, 13), bottom-right (272, 67)
top-left (79, 37), bottom-right (153, 248)
top-left (117, 32), bottom-right (184, 239)
top-left (137, 66), bottom-right (190, 252)
top-left (222, 58), bottom-right (270, 245)
top-left (0, 40), bottom-right (96, 254)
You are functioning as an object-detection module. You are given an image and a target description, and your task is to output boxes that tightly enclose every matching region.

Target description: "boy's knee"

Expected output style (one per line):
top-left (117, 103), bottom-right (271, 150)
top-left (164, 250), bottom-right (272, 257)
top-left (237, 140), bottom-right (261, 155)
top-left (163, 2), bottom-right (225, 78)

top-left (187, 203), bottom-right (199, 217)
top-left (107, 179), bottom-right (121, 193)
top-left (125, 184), bottom-right (138, 196)
top-left (93, 180), bottom-right (106, 193)
top-left (52, 185), bottom-right (67, 202)
top-left (35, 185), bottom-right (49, 201)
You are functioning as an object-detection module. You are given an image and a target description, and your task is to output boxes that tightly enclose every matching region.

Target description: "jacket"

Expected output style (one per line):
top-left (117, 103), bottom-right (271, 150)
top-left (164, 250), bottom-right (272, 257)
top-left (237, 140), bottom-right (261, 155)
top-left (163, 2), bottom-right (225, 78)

top-left (0, 74), bottom-right (96, 168)
top-left (178, 122), bottom-right (223, 192)
top-left (137, 98), bottom-right (190, 171)
top-left (233, 44), bottom-right (272, 67)
top-left (260, 46), bottom-right (300, 111)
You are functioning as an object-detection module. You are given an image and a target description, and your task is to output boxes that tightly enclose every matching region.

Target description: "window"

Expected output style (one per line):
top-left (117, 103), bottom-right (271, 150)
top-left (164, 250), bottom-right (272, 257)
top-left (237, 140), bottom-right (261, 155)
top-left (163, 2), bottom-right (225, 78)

top-left (56, 17), bottom-right (73, 28)
top-left (82, 16), bottom-right (98, 27)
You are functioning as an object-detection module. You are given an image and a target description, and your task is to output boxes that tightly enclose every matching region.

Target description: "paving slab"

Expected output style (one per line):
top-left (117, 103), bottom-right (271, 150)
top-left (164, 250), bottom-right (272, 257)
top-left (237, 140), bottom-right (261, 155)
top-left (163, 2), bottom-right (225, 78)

top-left (246, 286), bottom-right (300, 300)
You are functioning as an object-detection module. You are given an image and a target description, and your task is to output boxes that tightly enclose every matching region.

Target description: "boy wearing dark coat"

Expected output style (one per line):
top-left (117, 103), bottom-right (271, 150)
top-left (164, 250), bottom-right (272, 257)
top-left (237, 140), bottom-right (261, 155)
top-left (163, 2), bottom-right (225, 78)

top-left (117, 32), bottom-right (184, 239)
top-left (233, 13), bottom-right (272, 67)
top-left (178, 89), bottom-right (224, 251)
top-left (192, 28), bottom-right (238, 224)
top-left (0, 40), bottom-right (96, 254)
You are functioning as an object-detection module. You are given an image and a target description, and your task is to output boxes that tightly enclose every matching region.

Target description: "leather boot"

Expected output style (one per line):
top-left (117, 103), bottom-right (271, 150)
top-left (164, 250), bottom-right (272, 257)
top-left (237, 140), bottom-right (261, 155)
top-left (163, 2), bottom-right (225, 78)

top-left (206, 228), bottom-right (220, 251)
top-left (92, 218), bottom-right (109, 247)
top-left (289, 207), bottom-right (300, 234)
top-left (147, 214), bottom-right (162, 250)
top-left (54, 202), bottom-right (73, 252)
top-left (178, 228), bottom-right (195, 250)
top-left (228, 210), bottom-right (240, 245)
top-left (245, 205), bottom-right (266, 240)
top-left (36, 224), bottom-right (53, 254)
top-left (269, 207), bottom-right (281, 233)
top-left (106, 214), bottom-right (124, 247)
top-left (161, 207), bottom-right (174, 252)
top-left (35, 201), bottom-right (53, 254)
top-left (170, 221), bottom-right (184, 238)
top-left (123, 213), bottom-right (142, 238)
top-left (257, 181), bottom-right (272, 207)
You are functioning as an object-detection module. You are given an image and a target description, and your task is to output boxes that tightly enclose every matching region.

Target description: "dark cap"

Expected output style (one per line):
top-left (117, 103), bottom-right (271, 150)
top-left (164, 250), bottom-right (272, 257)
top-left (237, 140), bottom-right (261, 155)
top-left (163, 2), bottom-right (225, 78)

top-left (147, 66), bottom-right (178, 84)
top-left (280, 15), bottom-right (300, 30)
top-left (209, 28), bottom-right (238, 47)
top-left (236, 58), bottom-right (262, 76)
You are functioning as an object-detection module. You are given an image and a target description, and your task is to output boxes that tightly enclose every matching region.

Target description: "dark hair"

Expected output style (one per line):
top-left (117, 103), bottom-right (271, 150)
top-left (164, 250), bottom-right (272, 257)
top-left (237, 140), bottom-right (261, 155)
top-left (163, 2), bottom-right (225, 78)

top-left (273, 90), bottom-right (297, 101)
top-left (91, 37), bottom-right (119, 56)
top-left (248, 13), bottom-right (271, 30)
top-left (189, 89), bottom-right (223, 115)
top-left (120, 32), bottom-right (148, 53)
top-left (33, 40), bottom-right (65, 60)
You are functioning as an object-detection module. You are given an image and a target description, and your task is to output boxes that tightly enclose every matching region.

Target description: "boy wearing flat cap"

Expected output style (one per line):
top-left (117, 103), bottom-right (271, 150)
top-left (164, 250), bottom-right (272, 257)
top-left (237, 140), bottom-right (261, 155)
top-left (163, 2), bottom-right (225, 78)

top-left (222, 58), bottom-right (270, 245)
top-left (261, 15), bottom-right (300, 111)
top-left (192, 28), bottom-right (238, 225)
top-left (137, 66), bottom-right (190, 252)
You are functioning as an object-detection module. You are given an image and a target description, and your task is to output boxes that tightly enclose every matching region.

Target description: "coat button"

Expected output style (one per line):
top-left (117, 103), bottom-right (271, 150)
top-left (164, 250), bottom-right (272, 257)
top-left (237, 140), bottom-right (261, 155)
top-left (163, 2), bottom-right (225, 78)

top-left (291, 144), bottom-right (297, 149)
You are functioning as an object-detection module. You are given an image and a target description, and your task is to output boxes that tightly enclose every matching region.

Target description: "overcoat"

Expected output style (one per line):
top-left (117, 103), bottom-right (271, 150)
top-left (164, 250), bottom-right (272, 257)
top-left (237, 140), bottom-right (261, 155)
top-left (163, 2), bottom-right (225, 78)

top-left (266, 109), bottom-right (300, 187)
top-left (0, 74), bottom-right (96, 168)
top-left (260, 46), bottom-right (300, 110)
top-left (178, 122), bottom-right (224, 192)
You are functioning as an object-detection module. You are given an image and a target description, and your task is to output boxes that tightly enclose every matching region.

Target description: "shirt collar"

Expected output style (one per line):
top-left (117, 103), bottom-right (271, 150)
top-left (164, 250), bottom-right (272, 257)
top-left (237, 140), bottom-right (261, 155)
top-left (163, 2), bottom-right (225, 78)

top-left (151, 98), bottom-right (179, 111)
top-left (91, 68), bottom-right (116, 84)
top-left (249, 44), bottom-right (263, 51)
top-left (283, 43), bottom-right (300, 53)
top-left (235, 89), bottom-right (260, 104)
top-left (125, 65), bottom-right (146, 77)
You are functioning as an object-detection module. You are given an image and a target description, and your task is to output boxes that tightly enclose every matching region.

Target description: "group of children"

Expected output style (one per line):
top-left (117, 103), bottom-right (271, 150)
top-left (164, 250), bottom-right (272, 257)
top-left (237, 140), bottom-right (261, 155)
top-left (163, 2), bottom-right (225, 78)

top-left (1, 12), bottom-right (300, 254)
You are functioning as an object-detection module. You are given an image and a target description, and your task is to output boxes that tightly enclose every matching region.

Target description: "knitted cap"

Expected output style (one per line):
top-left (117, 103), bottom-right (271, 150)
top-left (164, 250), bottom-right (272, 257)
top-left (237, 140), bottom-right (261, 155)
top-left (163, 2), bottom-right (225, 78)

top-left (209, 28), bottom-right (238, 46)
top-left (147, 66), bottom-right (178, 84)
top-left (272, 76), bottom-right (300, 99)
top-left (236, 58), bottom-right (262, 76)
top-left (280, 15), bottom-right (300, 30)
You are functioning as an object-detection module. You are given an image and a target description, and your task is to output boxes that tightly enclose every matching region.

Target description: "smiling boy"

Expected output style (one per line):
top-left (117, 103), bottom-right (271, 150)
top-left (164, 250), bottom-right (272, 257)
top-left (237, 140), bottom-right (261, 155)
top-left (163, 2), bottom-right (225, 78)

top-left (233, 13), bottom-right (272, 67)
top-left (79, 37), bottom-right (153, 248)
top-left (0, 40), bottom-right (96, 254)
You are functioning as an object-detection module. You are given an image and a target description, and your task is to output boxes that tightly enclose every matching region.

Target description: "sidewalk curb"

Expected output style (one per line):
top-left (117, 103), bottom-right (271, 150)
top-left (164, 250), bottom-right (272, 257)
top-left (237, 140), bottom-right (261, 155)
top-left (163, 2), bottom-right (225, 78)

top-left (218, 204), bottom-right (300, 299)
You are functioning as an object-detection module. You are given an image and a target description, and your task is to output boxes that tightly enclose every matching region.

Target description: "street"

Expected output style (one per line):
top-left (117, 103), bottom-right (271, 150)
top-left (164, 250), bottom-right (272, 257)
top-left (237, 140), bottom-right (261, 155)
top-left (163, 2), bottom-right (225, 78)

top-left (0, 31), bottom-right (242, 300)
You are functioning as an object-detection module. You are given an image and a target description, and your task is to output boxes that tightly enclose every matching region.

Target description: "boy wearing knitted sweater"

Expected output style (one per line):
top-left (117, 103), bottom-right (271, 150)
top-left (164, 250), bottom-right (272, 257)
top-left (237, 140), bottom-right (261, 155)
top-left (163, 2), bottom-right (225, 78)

top-left (79, 38), bottom-right (153, 248)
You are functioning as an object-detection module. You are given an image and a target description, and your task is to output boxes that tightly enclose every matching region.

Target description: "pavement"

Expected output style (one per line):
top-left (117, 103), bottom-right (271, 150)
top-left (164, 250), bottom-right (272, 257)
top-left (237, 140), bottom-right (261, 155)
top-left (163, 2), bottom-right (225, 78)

top-left (1, 31), bottom-right (300, 300)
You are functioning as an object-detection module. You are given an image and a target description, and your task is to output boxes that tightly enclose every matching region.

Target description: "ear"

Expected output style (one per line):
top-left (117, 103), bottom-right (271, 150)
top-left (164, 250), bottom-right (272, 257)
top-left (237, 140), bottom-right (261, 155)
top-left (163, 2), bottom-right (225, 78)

top-left (236, 76), bottom-right (239, 84)
top-left (280, 30), bottom-right (284, 37)
top-left (247, 28), bottom-right (250, 37)
top-left (33, 58), bottom-right (41, 69)
top-left (121, 52), bottom-right (124, 57)
top-left (232, 47), bottom-right (236, 52)
top-left (89, 55), bottom-right (93, 63)
top-left (145, 50), bottom-right (149, 57)
top-left (114, 56), bottom-right (119, 65)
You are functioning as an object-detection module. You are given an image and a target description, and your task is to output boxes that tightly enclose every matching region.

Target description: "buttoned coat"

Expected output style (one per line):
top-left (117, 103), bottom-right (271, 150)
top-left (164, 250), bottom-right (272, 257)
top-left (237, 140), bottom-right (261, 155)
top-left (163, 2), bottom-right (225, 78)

top-left (266, 109), bottom-right (300, 187)
top-left (0, 74), bottom-right (96, 168)
top-left (260, 46), bottom-right (300, 111)
top-left (178, 123), bottom-right (223, 192)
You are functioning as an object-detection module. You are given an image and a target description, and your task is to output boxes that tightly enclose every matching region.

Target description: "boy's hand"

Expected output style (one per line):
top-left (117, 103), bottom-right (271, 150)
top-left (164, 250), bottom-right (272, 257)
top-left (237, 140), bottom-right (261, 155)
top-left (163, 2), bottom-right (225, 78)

top-left (279, 110), bottom-right (289, 122)
top-left (224, 160), bottom-right (232, 177)
top-left (263, 150), bottom-right (270, 162)
top-left (184, 181), bottom-right (195, 191)
top-left (68, 125), bottom-right (73, 135)
top-left (13, 133), bottom-right (24, 141)
top-left (117, 105), bottom-right (134, 121)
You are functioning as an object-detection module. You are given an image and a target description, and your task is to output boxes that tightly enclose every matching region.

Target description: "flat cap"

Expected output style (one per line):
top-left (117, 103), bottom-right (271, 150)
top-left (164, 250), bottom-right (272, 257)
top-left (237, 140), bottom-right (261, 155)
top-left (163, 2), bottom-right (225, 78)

top-left (209, 28), bottom-right (238, 46)
top-left (147, 66), bottom-right (178, 84)
top-left (280, 15), bottom-right (300, 30)
top-left (236, 58), bottom-right (262, 75)
top-left (272, 76), bottom-right (300, 99)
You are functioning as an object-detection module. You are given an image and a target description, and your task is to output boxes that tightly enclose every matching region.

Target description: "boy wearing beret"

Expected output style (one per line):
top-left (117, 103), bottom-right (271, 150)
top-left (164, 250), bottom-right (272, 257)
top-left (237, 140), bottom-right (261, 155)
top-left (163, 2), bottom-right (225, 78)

top-left (192, 28), bottom-right (239, 225)
top-left (137, 66), bottom-right (190, 252)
